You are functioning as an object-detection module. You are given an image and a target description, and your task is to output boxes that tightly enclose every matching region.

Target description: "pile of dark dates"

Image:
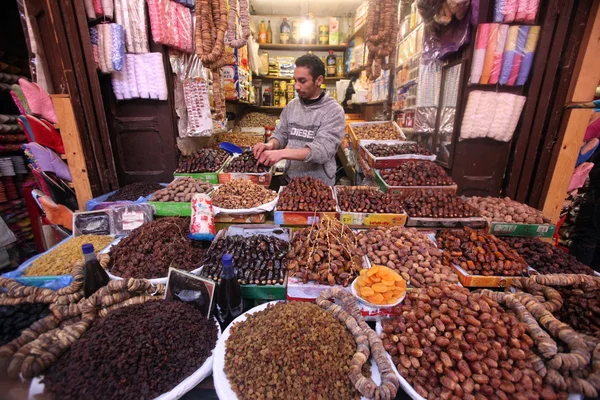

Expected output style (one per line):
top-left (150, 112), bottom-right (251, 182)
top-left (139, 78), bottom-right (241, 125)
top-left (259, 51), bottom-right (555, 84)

top-left (175, 148), bottom-right (229, 173)
top-left (401, 189), bottom-right (480, 218)
top-left (277, 176), bottom-right (336, 211)
top-left (337, 187), bottom-right (404, 213)
top-left (364, 142), bottom-right (432, 157)
top-left (224, 150), bottom-right (269, 173)
top-left (379, 161), bottom-right (454, 186)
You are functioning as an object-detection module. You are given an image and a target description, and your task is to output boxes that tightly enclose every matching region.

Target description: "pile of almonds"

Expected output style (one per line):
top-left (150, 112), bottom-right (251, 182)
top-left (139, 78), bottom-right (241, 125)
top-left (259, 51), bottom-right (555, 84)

top-left (465, 196), bottom-right (548, 224)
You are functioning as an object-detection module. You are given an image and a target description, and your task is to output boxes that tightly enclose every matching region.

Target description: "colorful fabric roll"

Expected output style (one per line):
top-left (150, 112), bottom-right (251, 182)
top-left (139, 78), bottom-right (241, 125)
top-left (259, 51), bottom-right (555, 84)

top-left (97, 24), bottom-right (107, 73)
top-left (125, 54), bottom-right (140, 99)
top-left (496, 0), bottom-right (539, 23)
top-left (84, 0), bottom-right (96, 19)
top-left (480, 24), bottom-right (499, 84)
top-left (507, 26), bottom-right (530, 86)
top-left (504, 0), bottom-right (518, 23)
top-left (494, 0), bottom-right (506, 22)
top-left (499, 26), bottom-right (520, 85)
top-left (101, 0), bottom-right (113, 19)
top-left (516, 0), bottom-right (529, 22)
top-left (110, 24), bottom-right (125, 71)
top-left (469, 24), bottom-right (490, 85)
top-left (516, 26), bottom-right (540, 86)
top-left (489, 25), bottom-right (509, 85)
top-left (93, 0), bottom-right (103, 16)
top-left (147, 0), bottom-right (193, 53)
top-left (526, 0), bottom-right (540, 23)
top-left (90, 27), bottom-right (100, 69)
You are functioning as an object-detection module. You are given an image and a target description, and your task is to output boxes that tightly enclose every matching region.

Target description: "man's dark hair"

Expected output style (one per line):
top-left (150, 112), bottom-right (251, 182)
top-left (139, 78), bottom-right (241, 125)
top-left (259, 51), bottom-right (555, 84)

top-left (295, 54), bottom-right (325, 81)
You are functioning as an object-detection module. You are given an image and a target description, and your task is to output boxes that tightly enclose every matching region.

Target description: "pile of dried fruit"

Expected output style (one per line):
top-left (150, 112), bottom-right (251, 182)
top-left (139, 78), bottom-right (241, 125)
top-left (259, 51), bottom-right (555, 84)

top-left (437, 228), bottom-right (528, 276)
top-left (277, 176), bottom-right (336, 211)
top-left (223, 150), bottom-right (269, 173)
top-left (175, 148), bottom-right (229, 173)
top-left (0, 303), bottom-right (50, 346)
top-left (465, 196), bottom-right (548, 224)
top-left (381, 284), bottom-right (553, 399)
top-left (211, 179), bottom-right (277, 209)
top-left (355, 265), bottom-right (406, 305)
top-left (554, 286), bottom-right (600, 339)
top-left (336, 186), bottom-right (404, 214)
top-left (200, 234), bottom-right (287, 284)
top-left (151, 176), bottom-right (212, 202)
top-left (109, 217), bottom-right (206, 279)
top-left (217, 132), bottom-right (264, 148)
top-left (364, 142), bottom-right (432, 157)
top-left (356, 226), bottom-right (459, 287)
top-left (353, 122), bottom-right (400, 141)
top-left (239, 112), bottom-right (278, 128)
top-left (43, 301), bottom-right (218, 400)
top-left (224, 302), bottom-right (361, 400)
top-left (24, 235), bottom-right (114, 277)
top-left (106, 182), bottom-right (163, 202)
top-left (401, 188), bottom-right (480, 218)
top-left (287, 217), bottom-right (362, 286)
top-left (379, 161), bottom-right (454, 186)
top-left (503, 237), bottom-right (596, 275)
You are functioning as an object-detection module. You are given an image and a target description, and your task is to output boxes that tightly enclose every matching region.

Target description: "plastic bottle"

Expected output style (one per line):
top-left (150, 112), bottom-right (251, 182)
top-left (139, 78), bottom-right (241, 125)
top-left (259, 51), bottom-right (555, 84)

top-left (258, 20), bottom-right (267, 44)
top-left (216, 254), bottom-right (243, 329)
top-left (267, 20), bottom-right (272, 44)
top-left (263, 87), bottom-right (272, 106)
top-left (280, 18), bottom-right (291, 44)
top-left (82, 244), bottom-right (109, 298)
top-left (326, 50), bottom-right (336, 77)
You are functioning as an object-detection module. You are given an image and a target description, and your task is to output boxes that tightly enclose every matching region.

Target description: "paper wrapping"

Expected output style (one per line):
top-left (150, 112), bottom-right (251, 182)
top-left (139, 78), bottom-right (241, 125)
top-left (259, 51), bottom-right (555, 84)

top-left (489, 24), bottom-right (509, 85)
top-left (507, 26), bottom-right (530, 86)
top-left (499, 26), bottom-right (519, 85)
top-left (469, 23), bottom-right (490, 85)
top-left (516, 26), bottom-right (540, 86)
top-left (479, 23), bottom-right (499, 84)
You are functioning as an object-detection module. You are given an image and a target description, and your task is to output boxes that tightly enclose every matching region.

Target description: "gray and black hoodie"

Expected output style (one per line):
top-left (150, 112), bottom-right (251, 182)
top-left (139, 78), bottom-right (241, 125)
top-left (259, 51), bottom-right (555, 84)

top-left (272, 92), bottom-right (345, 186)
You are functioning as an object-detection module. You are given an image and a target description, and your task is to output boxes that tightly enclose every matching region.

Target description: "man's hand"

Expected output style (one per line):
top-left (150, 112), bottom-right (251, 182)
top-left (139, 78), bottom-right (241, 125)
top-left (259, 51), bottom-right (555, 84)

top-left (253, 142), bottom-right (273, 159)
top-left (257, 149), bottom-right (285, 167)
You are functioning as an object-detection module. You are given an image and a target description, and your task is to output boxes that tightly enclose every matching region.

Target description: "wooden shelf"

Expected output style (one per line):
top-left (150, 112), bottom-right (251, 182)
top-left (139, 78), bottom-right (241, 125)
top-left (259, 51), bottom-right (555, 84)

top-left (252, 106), bottom-right (285, 110)
top-left (348, 24), bottom-right (366, 43)
top-left (259, 75), bottom-right (346, 81)
top-left (258, 43), bottom-right (347, 51)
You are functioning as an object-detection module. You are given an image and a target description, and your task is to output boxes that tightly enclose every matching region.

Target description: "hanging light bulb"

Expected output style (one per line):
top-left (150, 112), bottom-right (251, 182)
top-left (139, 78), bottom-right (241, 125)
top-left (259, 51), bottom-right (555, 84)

top-left (300, 15), bottom-right (314, 39)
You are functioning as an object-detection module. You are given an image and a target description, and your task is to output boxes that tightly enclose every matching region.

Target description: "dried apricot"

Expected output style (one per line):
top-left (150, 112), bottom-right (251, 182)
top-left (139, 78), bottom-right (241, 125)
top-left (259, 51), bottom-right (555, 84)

top-left (372, 283), bottom-right (388, 293)
top-left (367, 266), bottom-right (379, 276)
top-left (382, 291), bottom-right (394, 299)
top-left (370, 276), bottom-right (382, 283)
top-left (381, 279), bottom-right (395, 286)
top-left (367, 293), bottom-right (385, 304)
top-left (360, 287), bottom-right (375, 297)
top-left (356, 277), bottom-right (367, 287)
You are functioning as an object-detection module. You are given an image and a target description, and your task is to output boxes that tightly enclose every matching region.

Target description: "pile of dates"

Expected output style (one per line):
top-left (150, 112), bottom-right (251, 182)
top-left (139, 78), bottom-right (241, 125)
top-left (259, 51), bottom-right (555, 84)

top-left (553, 286), bottom-right (600, 339)
top-left (379, 161), bottom-right (454, 187)
top-left (200, 234), bottom-right (288, 285)
top-left (354, 122), bottom-right (400, 140)
top-left (356, 226), bottom-right (459, 287)
top-left (380, 284), bottom-right (555, 400)
top-left (277, 176), bottom-right (336, 211)
top-left (223, 150), bottom-right (269, 173)
top-left (107, 182), bottom-right (163, 202)
top-left (175, 148), bottom-right (229, 173)
top-left (364, 142), bottom-right (432, 157)
top-left (503, 237), bottom-right (596, 275)
top-left (151, 177), bottom-right (212, 202)
top-left (401, 189), bottom-right (480, 218)
top-left (437, 228), bottom-right (528, 276)
top-left (336, 186), bottom-right (404, 213)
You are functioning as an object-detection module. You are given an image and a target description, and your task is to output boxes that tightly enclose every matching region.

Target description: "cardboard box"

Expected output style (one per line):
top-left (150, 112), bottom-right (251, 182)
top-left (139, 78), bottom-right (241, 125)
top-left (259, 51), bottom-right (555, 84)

top-left (452, 264), bottom-right (527, 288)
top-left (359, 140), bottom-right (437, 169)
top-left (273, 186), bottom-right (339, 226)
top-left (348, 121), bottom-right (407, 151)
top-left (374, 169), bottom-right (457, 196)
top-left (489, 222), bottom-right (556, 238)
top-left (335, 186), bottom-right (407, 227)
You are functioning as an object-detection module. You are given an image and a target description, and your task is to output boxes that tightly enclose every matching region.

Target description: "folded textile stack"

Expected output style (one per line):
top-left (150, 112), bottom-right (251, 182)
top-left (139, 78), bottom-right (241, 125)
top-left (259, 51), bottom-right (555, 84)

top-left (147, 0), bottom-right (193, 53)
top-left (94, 23), bottom-right (126, 74)
top-left (114, 0), bottom-right (149, 53)
top-left (11, 156), bottom-right (27, 174)
top-left (111, 53), bottom-right (168, 100)
top-left (460, 90), bottom-right (526, 142)
top-left (494, 0), bottom-right (539, 23)
top-left (84, 0), bottom-right (114, 19)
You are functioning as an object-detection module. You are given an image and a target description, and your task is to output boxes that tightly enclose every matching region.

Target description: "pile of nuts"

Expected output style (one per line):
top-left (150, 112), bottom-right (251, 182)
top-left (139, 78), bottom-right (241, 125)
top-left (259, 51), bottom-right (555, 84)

top-left (437, 228), bottom-right (529, 276)
top-left (217, 132), bottom-right (264, 148)
top-left (43, 301), bottom-right (218, 400)
top-left (401, 189), bottom-right (481, 218)
top-left (151, 177), bottom-right (212, 202)
top-left (288, 217), bottom-right (363, 286)
top-left (336, 186), bottom-right (404, 213)
top-left (379, 161), bottom-right (454, 186)
top-left (24, 235), bottom-right (114, 277)
top-left (175, 148), bottom-right (229, 173)
top-left (380, 284), bottom-right (550, 400)
top-left (107, 182), bottom-right (164, 202)
top-left (353, 122), bottom-right (400, 141)
top-left (277, 176), bottom-right (336, 211)
top-left (200, 234), bottom-right (287, 285)
top-left (223, 150), bottom-right (269, 173)
top-left (239, 112), bottom-right (278, 128)
top-left (503, 237), bottom-right (596, 275)
top-left (224, 302), bottom-right (360, 400)
top-left (211, 179), bottom-right (277, 209)
top-left (364, 142), bottom-right (432, 157)
top-left (0, 304), bottom-right (50, 346)
top-left (109, 217), bottom-right (206, 279)
top-left (356, 226), bottom-right (459, 287)
top-left (465, 196), bottom-right (548, 224)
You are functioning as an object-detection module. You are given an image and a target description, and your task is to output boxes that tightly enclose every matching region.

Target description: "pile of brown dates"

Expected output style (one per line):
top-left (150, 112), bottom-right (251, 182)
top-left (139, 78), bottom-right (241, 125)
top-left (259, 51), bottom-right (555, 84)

top-left (379, 161), bottom-right (454, 187)
top-left (175, 148), bottom-right (229, 173)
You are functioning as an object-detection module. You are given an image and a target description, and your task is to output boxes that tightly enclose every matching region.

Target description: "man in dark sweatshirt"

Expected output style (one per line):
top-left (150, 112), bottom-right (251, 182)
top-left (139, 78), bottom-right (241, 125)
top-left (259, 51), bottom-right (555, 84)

top-left (253, 54), bottom-right (345, 186)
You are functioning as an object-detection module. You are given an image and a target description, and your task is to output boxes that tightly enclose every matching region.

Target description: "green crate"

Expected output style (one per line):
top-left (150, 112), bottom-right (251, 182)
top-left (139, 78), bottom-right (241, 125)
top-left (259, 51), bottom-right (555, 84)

top-left (147, 202), bottom-right (191, 217)
top-left (173, 172), bottom-right (220, 184)
top-left (490, 222), bottom-right (556, 238)
top-left (241, 284), bottom-right (287, 300)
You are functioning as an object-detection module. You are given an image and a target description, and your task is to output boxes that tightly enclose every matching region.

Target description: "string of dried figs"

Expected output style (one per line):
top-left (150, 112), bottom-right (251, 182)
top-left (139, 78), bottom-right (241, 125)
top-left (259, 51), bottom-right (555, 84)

top-left (109, 217), bottom-right (206, 279)
top-left (151, 176), bottom-right (212, 202)
top-left (379, 161), bottom-right (455, 186)
top-left (354, 122), bottom-right (401, 141)
top-left (42, 301), bottom-right (218, 400)
top-left (211, 179), bottom-right (277, 209)
top-left (381, 283), bottom-right (558, 400)
top-left (224, 302), bottom-right (363, 400)
top-left (503, 237), bottom-right (596, 276)
top-left (437, 227), bottom-right (529, 276)
top-left (175, 148), bottom-right (229, 173)
top-left (277, 176), bottom-right (336, 211)
top-left (465, 196), bottom-right (548, 224)
top-left (356, 226), bottom-right (459, 287)
top-left (401, 188), bottom-right (480, 218)
top-left (365, 0), bottom-right (399, 79)
top-left (223, 150), bottom-right (269, 173)
top-left (200, 234), bottom-right (287, 285)
top-left (337, 186), bottom-right (404, 213)
top-left (287, 216), bottom-right (362, 286)
top-left (364, 142), bottom-right (432, 157)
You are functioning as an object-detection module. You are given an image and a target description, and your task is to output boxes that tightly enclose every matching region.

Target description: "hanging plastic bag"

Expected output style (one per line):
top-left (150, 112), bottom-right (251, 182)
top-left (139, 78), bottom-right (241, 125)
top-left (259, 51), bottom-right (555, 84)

top-left (189, 194), bottom-right (215, 241)
top-left (183, 56), bottom-right (213, 137)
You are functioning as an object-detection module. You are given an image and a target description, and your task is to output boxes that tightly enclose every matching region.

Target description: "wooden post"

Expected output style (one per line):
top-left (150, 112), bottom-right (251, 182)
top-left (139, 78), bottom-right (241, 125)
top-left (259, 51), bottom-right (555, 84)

top-left (541, 4), bottom-right (600, 222)
top-left (51, 94), bottom-right (94, 210)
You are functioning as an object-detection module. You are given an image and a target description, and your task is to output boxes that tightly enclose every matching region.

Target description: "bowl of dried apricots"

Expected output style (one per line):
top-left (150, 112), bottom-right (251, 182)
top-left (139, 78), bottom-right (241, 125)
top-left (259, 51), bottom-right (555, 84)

top-left (351, 265), bottom-right (407, 307)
